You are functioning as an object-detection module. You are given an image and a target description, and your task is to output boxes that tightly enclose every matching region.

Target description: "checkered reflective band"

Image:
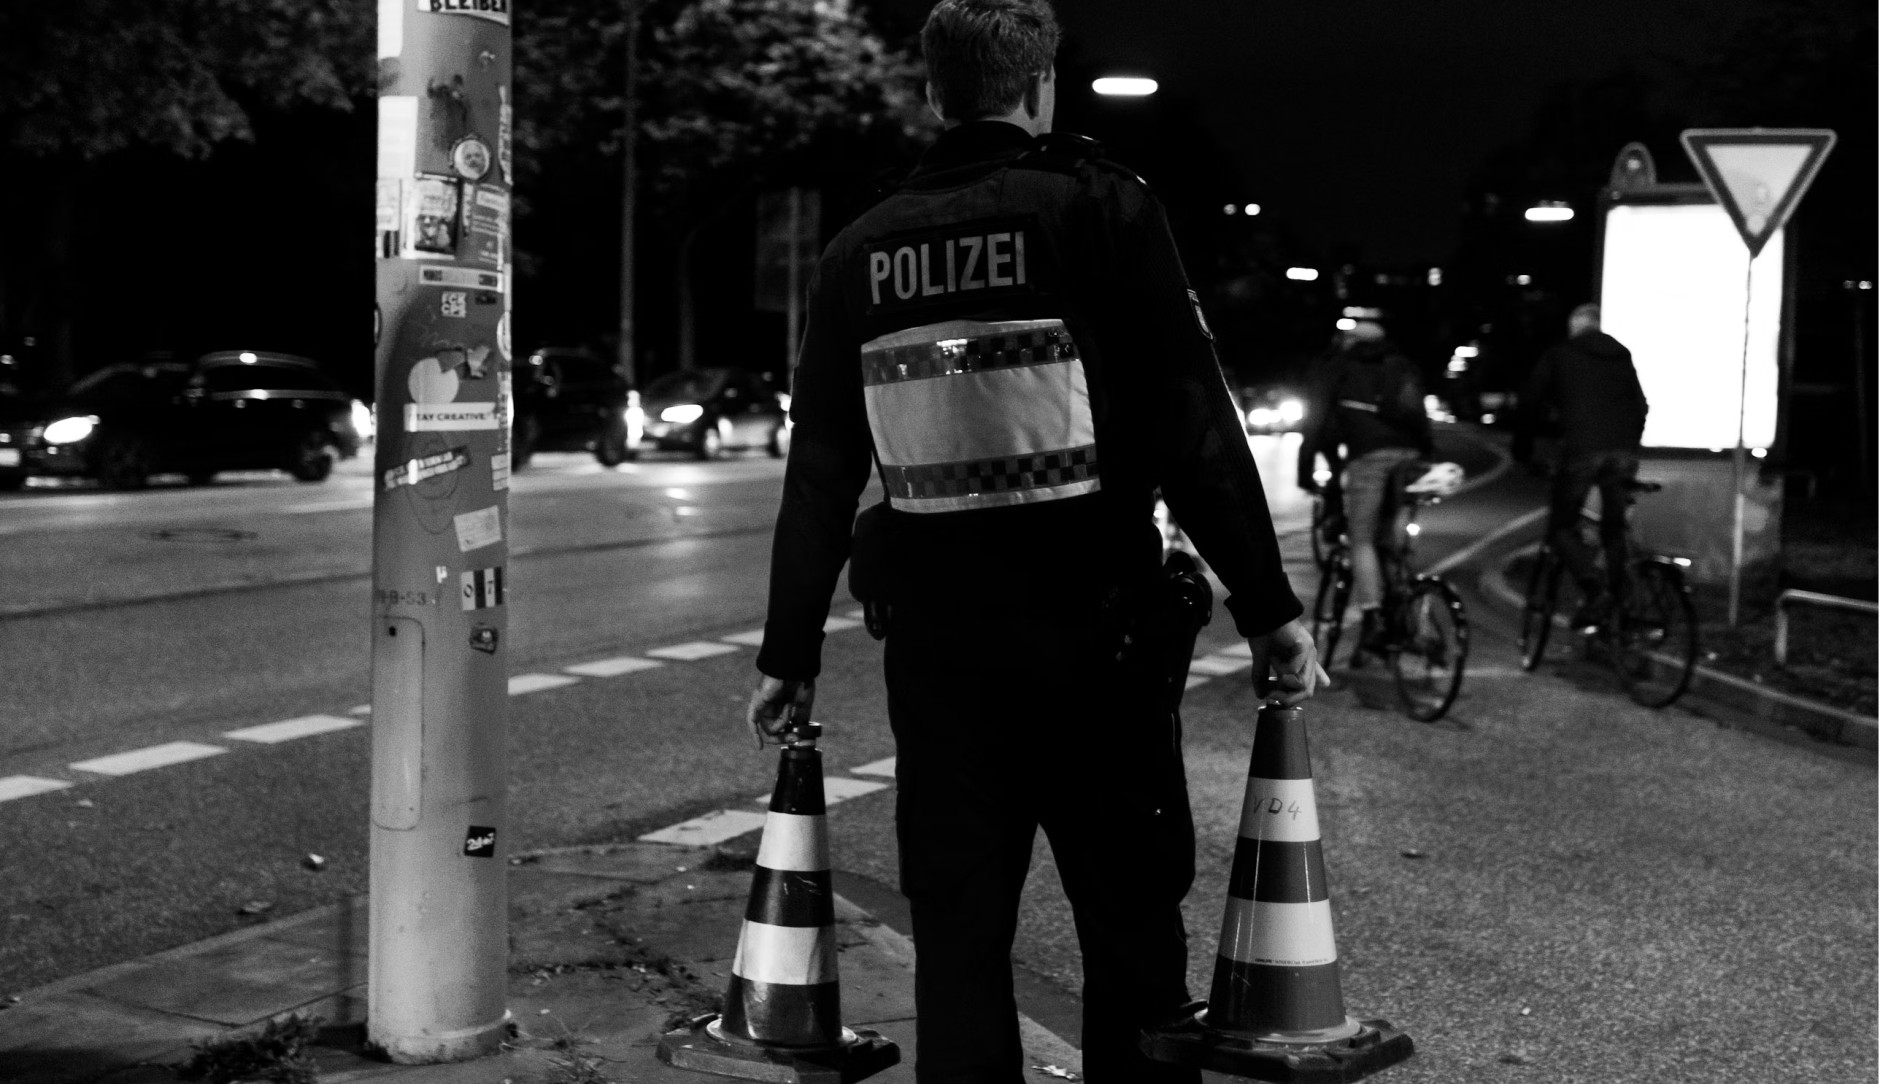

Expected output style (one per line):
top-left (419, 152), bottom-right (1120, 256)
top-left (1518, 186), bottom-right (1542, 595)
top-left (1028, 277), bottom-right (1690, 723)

top-left (881, 446), bottom-right (1097, 503)
top-left (862, 323), bottom-right (1077, 385)
top-left (861, 318), bottom-right (1101, 514)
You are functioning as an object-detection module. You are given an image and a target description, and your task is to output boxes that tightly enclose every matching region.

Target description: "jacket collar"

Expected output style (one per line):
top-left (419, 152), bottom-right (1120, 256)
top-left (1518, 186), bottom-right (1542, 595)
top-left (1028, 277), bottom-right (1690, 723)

top-left (912, 121), bottom-right (1034, 178)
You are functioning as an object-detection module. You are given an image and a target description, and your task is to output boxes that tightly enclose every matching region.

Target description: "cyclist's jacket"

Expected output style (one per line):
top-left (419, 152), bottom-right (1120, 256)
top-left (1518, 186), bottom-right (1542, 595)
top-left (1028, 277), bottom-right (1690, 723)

top-left (1520, 330), bottom-right (1647, 459)
top-left (1296, 340), bottom-right (1431, 484)
top-left (756, 122), bottom-right (1301, 680)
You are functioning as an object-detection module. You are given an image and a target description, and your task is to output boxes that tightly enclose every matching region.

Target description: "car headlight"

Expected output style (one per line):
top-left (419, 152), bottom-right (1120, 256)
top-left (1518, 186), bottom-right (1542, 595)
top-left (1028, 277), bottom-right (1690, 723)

top-left (660, 404), bottom-right (704, 424)
top-left (350, 400), bottom-right (375, 442)
top-left (1278, 398), bottom-right (1305, 424)
top-left (43, 415), bottom-right (97, 445)
top-left (1249, 407), bottom-right (1278, 427)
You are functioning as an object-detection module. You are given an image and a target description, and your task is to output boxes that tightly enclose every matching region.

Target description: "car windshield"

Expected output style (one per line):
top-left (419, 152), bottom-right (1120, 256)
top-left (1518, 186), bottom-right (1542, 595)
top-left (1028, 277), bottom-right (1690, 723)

top-left (645, 370), bottom-right (724, 402)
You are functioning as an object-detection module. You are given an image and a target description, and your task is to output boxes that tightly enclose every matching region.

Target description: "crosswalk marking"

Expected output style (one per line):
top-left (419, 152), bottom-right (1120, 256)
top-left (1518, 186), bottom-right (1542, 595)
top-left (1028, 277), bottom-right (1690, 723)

top-left (826, 777), bottom-right (890, 803)
top-left (510, 673), bottom-right (581, 695)
top-left (224, 715), bottom-right (362, 744)
top-left (564, 656), bottom-right (664, 678)
top-left (71, 742), bottom-right (226, 777)
top-left (1190, 654), bottom-right (1254, 676)
top-left (823, 616), bottom-right (863, 633)
top-left (646, 641), bottom-right (742, 662)
top-left (721, 629), bottom-right (767, 646)
top-left (0, 776), bottom-right (73, 803)
top-left (848, 757), bottom-right (897, 778)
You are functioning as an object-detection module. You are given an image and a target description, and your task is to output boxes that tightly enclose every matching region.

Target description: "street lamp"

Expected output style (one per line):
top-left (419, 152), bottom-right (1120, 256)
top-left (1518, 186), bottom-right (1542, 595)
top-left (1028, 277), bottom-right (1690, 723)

top-left (1092, 76), bottom-right (1158, 97)
top-left (1525, 200), bottom-right (1575, 223)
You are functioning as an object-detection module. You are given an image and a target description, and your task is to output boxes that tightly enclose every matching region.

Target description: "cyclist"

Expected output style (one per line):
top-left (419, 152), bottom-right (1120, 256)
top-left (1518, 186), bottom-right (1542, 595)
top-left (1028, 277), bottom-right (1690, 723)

top-left (1517, 303), bottom-right (1650, 629)
top-left (1298, 320), bottom-right (1432, 656)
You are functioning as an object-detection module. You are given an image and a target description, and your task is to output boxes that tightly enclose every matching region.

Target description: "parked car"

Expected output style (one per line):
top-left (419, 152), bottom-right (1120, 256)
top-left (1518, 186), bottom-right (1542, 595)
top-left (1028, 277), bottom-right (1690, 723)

top-left (0, 350), bottom-right (362, 490)
top-left (639, 367), bottom-right (790, 459)
top-left (512, 347), bottom-right (636, 468)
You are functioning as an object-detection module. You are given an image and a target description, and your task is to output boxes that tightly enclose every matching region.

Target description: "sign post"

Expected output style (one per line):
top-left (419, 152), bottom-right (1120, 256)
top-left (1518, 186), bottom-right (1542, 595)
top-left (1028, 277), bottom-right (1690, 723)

top-left (370, 0), bottom-right (514, 1061)
top-left (1679, 128), bottom-right (1835, 625)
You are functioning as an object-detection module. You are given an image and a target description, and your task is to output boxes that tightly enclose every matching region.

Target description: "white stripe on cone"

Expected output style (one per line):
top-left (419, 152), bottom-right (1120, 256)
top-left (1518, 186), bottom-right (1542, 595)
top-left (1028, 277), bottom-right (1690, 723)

top-left (732, 921), bottom-right (838, 985)
top-left (1236, 778), bottom-right (1321, 843)
top-left (1218, 898), bottom-right (1339, 968)
top-left (755, 812), bottom-right (831, 872)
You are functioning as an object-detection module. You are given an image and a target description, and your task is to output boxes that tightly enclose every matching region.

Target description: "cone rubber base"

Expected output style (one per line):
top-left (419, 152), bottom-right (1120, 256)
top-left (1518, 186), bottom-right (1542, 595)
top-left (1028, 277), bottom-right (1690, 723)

top-left (656, 1015), bottom-right (900, 1083)
top-left (1140, 1015), bottom-right (1413, 1083)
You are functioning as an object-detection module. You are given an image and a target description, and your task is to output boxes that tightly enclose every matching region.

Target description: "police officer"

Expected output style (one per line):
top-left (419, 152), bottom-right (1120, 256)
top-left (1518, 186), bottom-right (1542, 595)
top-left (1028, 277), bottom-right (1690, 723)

top-left (746, 2), bottom-right (1325, 1080)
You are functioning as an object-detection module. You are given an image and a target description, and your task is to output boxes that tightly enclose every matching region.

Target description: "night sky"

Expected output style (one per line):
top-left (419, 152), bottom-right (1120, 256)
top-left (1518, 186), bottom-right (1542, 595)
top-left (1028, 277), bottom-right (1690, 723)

top-left (1054, 0), bottom-right (1765, 263)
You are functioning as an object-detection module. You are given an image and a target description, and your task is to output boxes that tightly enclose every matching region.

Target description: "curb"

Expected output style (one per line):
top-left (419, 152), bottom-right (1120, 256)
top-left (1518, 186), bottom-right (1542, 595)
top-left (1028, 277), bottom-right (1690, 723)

top-left (1478, 549), bottom-right (1877, 750)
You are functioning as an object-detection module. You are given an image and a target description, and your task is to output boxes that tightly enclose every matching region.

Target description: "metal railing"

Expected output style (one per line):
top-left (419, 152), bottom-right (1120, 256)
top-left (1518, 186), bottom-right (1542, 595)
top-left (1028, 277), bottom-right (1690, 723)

top-left (1774, 589), bottom-right (1879, 666)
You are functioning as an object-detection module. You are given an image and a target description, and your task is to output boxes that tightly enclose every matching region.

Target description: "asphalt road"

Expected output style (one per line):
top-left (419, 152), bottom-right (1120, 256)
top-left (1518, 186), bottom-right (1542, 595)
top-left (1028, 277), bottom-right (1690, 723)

top-left (1, 432), bottom-right (1872, 1083)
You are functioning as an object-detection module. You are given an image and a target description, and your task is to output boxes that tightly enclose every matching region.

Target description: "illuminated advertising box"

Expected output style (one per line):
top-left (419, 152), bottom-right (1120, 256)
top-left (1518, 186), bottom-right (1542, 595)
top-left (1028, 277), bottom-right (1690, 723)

top-left (1597, 201), bottom-right (1784, 450)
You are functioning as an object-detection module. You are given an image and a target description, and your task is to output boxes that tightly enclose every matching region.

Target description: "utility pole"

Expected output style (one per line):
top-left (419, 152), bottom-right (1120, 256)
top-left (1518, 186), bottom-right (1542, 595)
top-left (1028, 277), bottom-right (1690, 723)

top-left (617, 1), bottom-right (640, 386)
top-left (370, 0), bottom-right (513, 1062)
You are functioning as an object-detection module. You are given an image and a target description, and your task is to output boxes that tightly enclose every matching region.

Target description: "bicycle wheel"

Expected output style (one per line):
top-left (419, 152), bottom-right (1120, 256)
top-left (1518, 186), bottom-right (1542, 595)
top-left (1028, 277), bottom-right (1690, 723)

top-left (1611, 561), bottom-right (1698, 708)
top-left (1311, 549), bottom-right (1352, 670)
top-left (1310, 495), bottom-right (1343, 573)
top-left (1391, 577), bottom-right (1469, 722)
top-left (1518, 547), bottom-right (1561, 671)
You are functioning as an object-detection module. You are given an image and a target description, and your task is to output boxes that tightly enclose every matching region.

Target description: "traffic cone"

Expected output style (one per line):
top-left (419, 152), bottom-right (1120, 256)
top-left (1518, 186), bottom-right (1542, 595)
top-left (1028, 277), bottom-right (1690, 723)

top-left (1141, 704), bottom-right (1414, 1083)
top-left (657, 721), bottom-right (899, 1083)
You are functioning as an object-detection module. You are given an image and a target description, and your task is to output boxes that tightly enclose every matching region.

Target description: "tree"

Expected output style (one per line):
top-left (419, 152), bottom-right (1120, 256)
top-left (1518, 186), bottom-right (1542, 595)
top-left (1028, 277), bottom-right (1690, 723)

top-left (0, 0), bottom-right (373, 384)
top-left (513, 0), bottom-right (930, 369)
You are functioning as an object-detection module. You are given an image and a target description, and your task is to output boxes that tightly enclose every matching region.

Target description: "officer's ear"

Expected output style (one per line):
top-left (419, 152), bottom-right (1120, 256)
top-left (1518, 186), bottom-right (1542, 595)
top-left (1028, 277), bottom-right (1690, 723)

top-left (1023, 75), bottom-right (1041, 119)
top-left (925, 81), bottom-right (947, 125)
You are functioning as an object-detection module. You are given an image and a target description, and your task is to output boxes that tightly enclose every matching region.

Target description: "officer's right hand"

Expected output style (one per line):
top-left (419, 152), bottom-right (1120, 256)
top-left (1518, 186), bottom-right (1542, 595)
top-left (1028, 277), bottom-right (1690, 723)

top-left (1247, 619), bottom-right (1330, 707)
top-left (747, 675), bottom-right (815, 751)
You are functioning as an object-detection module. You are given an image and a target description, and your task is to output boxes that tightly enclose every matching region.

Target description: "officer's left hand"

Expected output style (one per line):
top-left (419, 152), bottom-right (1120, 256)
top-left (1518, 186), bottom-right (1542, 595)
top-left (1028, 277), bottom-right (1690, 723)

top-left (1247, 619), bottom-right (1330, 707)
top-left (747, 675), bottom-right (815, 750)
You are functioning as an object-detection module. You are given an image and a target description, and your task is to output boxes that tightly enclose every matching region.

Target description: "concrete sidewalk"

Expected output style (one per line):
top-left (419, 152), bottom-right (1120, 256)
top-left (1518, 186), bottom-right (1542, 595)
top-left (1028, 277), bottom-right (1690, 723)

top-left (0, 841), bottom-right (1085, 1084)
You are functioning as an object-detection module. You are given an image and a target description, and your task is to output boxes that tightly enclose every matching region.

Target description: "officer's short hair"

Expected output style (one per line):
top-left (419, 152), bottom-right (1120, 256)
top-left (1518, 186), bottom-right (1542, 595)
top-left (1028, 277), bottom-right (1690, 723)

top-left (1569, 303), bottom-right (1600, 330)
top-left (922, 0), bottom-right (1060, 122)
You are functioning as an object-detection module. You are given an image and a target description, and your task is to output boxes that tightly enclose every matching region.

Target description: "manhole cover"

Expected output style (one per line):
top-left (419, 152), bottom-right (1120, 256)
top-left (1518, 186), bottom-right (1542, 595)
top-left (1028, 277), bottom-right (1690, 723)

top-left (142, 528), bottom-right (258, 543)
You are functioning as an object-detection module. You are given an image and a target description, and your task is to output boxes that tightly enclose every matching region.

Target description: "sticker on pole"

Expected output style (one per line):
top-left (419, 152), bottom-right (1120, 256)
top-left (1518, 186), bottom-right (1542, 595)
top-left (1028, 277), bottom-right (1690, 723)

top-left (405, 401), bottom-right (498, 431)
top-left (418, 266), bottom-right (506, 293)
top-left (462, 566), bottom-right (505, 610)
top-left (418, 0), bottom-right (509, 25)
top-left (1680, 128), bottom-right (1836, 259)
top-left (384, 446), bottom-right (470, 491)
top-left (463, 826), bottom-right (498, 857)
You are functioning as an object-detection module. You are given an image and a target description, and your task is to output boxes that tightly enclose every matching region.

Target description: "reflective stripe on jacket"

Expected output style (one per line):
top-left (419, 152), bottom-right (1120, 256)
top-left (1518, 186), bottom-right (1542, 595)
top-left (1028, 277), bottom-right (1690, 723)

top-left (862, 318), bottom-right (1098, 513)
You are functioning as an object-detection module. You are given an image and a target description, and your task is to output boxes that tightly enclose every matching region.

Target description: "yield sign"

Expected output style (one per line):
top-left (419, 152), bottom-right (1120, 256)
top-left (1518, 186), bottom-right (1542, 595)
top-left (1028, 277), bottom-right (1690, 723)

top-left (1680, 128), bottom-right (1836, 258)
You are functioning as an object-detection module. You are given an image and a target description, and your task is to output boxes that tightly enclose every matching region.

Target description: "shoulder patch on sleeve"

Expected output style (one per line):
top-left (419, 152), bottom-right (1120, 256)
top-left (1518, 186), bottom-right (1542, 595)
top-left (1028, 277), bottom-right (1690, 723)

top-left (1187, 289), bottom-right (1214, 340)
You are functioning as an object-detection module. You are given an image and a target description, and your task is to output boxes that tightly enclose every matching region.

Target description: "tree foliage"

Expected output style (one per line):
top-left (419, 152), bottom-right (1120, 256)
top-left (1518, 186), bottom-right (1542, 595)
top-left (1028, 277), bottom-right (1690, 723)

top-left (516, 0), bottom-right (930, 217)
top-left (0, 0), bottom-right (373, 159)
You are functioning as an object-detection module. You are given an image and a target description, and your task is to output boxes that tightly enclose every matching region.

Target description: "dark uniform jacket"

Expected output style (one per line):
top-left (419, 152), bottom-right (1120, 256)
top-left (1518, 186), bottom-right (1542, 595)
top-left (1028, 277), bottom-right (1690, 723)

top-left (756, 121), bottom-right (1301, 680)
top-left (1519, 330), bottom-right (1648, 460)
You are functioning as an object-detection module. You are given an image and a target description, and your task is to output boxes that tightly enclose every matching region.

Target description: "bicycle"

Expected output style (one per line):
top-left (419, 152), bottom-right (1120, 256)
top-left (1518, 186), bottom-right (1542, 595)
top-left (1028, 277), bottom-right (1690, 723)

top-left (1310, 465), bottom-right (1470, 722)
top-left (1517, 477), bottom-right (1698, 709)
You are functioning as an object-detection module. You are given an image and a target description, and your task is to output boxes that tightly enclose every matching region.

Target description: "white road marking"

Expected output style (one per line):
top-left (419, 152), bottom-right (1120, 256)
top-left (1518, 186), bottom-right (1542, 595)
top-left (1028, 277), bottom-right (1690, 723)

top-left (564, 656), bottom-right (664, 678)
top-left (1461, 665), bottom-right (1528, 679)
top-left (1185, 675), bottom-right (1212, 690)
top-left (1426, 506), bottom-right (1548, 576)
top-left (224, 715), bottom-right (362, 744)
top-left (844, 608), bottom-right (866, 620)
top-left (647, 641), bottom-right (742, 662)
top-left (284, 498), bottom-right (373, 514)
top-left (823, 616), bottom-right (863, 632)
top-left (0, 776), bottom-right (73, 803)
top-left (510, 673), bottom-right (581, 695)
top-left (347, 704), bottom-right (372, 715)
top-left (639, 809), bottom-right (769, 846)
top-left (848, 757), bottom-right (897, 778)
top-left (721, 629), bottom-right (768, 646)
top-left (1214, 641), bottom-right (1255, 658)
top-left (1191, 654), bottom-right (1254, 676)
top-left (825, 777), bottom-right (890, 803)
top-left (71, 742), bottom-right (227, 777)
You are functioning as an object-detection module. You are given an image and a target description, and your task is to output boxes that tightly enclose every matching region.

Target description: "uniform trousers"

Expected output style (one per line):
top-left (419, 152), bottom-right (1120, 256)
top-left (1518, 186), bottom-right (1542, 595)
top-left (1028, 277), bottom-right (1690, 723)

top-left (884, 606), bottom-right (1202, 1084)
top-left (1548, 450), bottom-right (1639, 595)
